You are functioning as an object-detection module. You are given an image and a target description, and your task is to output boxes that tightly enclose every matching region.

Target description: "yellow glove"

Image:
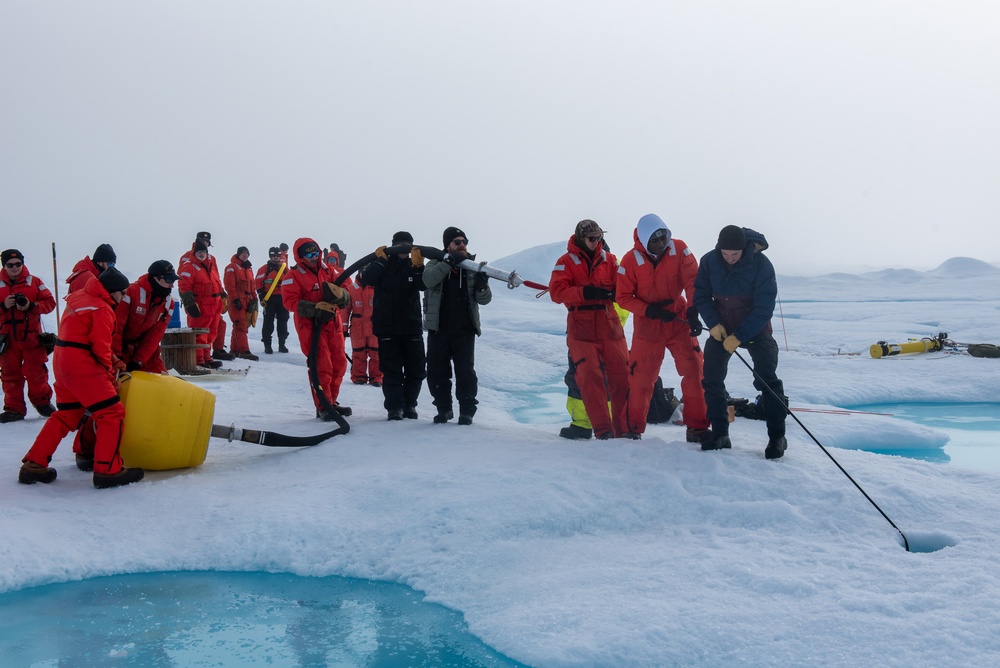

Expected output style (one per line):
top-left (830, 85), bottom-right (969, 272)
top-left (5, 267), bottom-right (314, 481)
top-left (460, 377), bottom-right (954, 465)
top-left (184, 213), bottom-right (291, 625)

top-left (375, 246), bottom-right (388, 260)
top-left (410, 247), bottom-right (424, 267)
top-left (709, 324), bottom-right (727, 341)
top-left (723, 335), bottom-right (741, 353)
top-left (220, 297), bottom-right (228, 312)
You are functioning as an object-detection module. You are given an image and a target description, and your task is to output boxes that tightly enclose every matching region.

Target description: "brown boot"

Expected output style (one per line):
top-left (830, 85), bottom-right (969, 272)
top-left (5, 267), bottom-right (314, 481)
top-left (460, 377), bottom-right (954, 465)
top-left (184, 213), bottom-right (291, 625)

top-left (19, 461), bottom-right (57, 484)
top-left (94, 467), bottom-right (145, 489)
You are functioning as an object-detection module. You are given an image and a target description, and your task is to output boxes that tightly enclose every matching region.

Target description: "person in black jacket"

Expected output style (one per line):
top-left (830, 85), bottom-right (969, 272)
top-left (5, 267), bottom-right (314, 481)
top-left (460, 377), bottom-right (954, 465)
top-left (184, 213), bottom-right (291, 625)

top-left (359, 231), bottom-right (427, 420)
top-left (694, 225), bottom-right (787, 459)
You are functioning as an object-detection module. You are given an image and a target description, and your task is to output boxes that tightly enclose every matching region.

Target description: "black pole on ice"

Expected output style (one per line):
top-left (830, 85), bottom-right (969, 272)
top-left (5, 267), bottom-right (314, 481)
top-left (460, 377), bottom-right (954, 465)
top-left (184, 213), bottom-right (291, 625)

top-left (210, 422), bottom-right (346, 446)
top-left (730, 348), bottom-right (911, 552)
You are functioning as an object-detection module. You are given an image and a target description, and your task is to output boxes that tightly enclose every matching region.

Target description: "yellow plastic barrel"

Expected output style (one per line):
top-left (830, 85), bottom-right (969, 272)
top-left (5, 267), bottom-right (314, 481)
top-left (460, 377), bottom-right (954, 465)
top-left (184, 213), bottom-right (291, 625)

top-left (118, 371), bottom-right (215, 470)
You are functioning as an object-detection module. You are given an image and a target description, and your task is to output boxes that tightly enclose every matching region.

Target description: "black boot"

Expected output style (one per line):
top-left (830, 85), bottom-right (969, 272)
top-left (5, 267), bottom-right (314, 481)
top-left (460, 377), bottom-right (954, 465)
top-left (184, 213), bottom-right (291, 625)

top-left (559, 424), bottom-right (592, 440)
top-left (278, 340), bottom-right (289, 353)
top-left (212, 349), bottom-right (235, 361)
top-left (402, 406), bottom-right (418, 420)
top-left (458, 414), bottom-right (473, 425)
top-left (263, 340), bottom-right (273, 354)
top-left (76, 454), bottom-right (95, 472)
top-left (765, 436), bottom-right (787, 460)
top-left (387, 409), bottom-right (404, 421)
top-left (34, 403), bottom-right (56, 417)
top-left (433, 410), bottom-right (454, 424)
top-left (0, 410), bottom-right (25, 424)
top-left (701, 432), bottom-right (732, 451)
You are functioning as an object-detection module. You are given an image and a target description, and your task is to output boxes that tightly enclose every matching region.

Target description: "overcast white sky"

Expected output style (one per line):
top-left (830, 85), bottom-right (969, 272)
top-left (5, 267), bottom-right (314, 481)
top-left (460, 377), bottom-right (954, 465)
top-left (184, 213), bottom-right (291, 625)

top-left (2, 1), bottom-right (998, 279)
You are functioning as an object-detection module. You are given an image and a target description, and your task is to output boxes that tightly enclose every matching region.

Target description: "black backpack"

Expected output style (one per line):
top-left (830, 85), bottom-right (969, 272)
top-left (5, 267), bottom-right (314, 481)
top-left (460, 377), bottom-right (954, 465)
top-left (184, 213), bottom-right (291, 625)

top-left (647, 378), bottom-right (680, 424)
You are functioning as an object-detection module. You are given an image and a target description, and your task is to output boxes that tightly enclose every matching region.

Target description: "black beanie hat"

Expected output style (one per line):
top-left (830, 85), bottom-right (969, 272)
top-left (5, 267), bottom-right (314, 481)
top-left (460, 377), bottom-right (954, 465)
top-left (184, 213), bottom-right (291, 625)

top-left (237, 246), bottom-right (250, 256)
top-left (98, 267), bottom-right (130, 294)
top-left (147, 260), bottom-right (179, 282)
top-left (391, 231), bottom-right (414, 245)
top-left (442, 226), bottom-right (468, 248)
top-left (2, 249), bottom-right (24, 265)
top-left (269, 246), bottom-right (281, 257)
top-left (93, 244), bottom-right (117, 264)
top-left (717, 225), bottom-right (747, 251)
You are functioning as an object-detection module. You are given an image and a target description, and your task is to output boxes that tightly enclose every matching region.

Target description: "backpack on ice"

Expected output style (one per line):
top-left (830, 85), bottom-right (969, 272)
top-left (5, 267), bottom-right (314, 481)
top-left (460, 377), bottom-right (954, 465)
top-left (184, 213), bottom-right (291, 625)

top-left (968, 344), bottom-right (1000, 358)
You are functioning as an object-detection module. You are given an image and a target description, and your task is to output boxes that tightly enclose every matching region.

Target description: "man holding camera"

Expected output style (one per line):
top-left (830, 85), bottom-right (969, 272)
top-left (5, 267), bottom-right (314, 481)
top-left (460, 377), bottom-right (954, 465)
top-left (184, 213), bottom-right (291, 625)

top-left (0, 249), bottom-right (56, 423)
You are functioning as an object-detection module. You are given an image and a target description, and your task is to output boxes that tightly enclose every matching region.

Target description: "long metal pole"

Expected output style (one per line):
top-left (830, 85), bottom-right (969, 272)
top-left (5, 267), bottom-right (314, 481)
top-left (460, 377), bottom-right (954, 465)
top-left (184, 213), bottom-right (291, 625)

top-left (51, 242), bottom-right (61, 329)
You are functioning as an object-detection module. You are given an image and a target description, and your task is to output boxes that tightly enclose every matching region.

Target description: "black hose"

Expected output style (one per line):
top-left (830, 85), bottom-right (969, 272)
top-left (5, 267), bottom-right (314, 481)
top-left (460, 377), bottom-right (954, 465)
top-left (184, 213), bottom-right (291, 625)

top-left (730, 347), bottom-right (911, 552)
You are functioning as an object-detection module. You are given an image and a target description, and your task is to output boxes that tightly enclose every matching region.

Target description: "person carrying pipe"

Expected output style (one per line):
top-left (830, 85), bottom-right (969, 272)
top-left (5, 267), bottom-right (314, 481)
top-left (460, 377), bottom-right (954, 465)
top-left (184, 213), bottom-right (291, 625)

top-left (616, 213), bottom-right (711, 442)
top-left (19, 267), bottom-right (145, 488)
top-left (549, 220), bottom-right (629, 440)
top-left (694, 225), bottom-right (787, 458)
top-left (280, 238), bottom-right (351, 421)
top-left (423, 226), bottom-right (492, 425)
top-left (359, 231), bottom-right (427, 421)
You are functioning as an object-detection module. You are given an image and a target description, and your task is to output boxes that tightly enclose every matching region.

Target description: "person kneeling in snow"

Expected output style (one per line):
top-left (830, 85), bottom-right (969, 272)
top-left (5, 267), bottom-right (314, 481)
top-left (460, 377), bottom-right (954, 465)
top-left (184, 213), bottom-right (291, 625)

top-left (19, 268), bottom-right (145, 488)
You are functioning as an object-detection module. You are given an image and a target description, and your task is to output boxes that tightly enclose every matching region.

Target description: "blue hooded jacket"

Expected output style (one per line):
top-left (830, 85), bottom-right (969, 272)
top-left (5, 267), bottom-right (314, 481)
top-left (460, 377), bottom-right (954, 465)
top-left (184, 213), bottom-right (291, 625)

top-left (693, 231), bottom-right (777, 342)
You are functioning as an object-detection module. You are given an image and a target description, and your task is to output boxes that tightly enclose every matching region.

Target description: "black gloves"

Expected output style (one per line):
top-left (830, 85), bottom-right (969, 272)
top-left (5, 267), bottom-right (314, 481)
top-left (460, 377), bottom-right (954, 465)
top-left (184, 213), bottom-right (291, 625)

top-left (257, 288), bottom-right (267, 301)
top-left (686, 306), bottom-right (703, 337)
top-left (583, 286), bottom-right (614, 301)
top-left (645, 302), bottom-right (677, 322)
top-left (474, 272), bottom-right (489, 291)
top-left (180, 292), bottom-right (201, 318)
top-left (445, 251), bottom-right (467, 265)
top-left (233, 298), bottom-right (243, 312)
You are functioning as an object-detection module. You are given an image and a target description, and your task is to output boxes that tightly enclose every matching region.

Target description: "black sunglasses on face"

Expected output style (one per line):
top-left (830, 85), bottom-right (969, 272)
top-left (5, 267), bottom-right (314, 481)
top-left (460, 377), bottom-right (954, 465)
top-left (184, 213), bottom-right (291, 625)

top-left (586, 236), bottom-right (602, 243)
top-left (5, 262), bottom-right (23, 268)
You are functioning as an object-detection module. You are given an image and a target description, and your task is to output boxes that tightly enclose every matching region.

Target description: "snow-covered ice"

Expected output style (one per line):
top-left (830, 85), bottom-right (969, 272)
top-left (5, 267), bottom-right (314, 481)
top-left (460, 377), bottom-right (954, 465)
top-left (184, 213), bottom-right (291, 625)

top-left (3, 246), bottom-right (1000, 666)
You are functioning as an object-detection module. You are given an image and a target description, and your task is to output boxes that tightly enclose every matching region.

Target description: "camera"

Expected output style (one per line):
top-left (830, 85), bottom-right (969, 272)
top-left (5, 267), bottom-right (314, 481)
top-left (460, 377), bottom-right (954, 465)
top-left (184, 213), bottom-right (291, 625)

top-left (14, 293), bottom-right (29, 309)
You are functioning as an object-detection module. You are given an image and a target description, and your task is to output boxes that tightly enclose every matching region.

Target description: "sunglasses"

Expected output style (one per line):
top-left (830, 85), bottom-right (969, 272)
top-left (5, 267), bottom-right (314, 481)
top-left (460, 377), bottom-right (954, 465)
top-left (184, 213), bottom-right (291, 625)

top-left (5, 262), bottom-right (23, 268)
top-left (303, 251), bottom-right (320, 259)
top-left (451, 238), bottom-right (468, 246)
top-left (586, 235), bottom-right (603, 243)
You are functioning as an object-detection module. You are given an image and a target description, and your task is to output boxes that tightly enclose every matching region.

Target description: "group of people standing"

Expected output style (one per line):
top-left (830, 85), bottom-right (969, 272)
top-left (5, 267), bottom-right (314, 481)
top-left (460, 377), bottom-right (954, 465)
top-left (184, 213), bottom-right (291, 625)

top-left (551, 215), bottom-right (787, 459)
top-left (3, 214), bottom-right (786, 491)
top-left (283, 227), bottom-right (492, 426)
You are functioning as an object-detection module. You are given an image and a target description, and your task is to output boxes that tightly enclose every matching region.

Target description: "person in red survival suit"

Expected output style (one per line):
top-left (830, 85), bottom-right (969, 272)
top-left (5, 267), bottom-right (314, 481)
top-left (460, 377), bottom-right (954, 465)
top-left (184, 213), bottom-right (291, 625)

top-left (345, 266), bottom-right (382, 386)
top-left (178, 240), bottom-right (225, 369)
top-left (179, 231), bottom-right (233, 361)
top-left (0, 249), bottom-right (56, 423)
top-left (66, 243), bottom-right (116, 294)
top-left (279, 238), bottom-right (351, 421)
top-left (548, 220), bottom-right (629, 439)
top-left (224, 246), bottom-right (259, 361)
top-left (616, 213), bottom-right (711, 442)
top-left (114, 260), bottom-right (178, 374)
top-left (18, 267), bottom-right (145, 489)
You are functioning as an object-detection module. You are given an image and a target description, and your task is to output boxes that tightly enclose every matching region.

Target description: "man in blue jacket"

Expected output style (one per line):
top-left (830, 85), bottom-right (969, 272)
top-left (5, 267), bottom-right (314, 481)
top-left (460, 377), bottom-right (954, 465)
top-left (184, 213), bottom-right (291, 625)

top-left (693, 225), bottom-right (787, 459)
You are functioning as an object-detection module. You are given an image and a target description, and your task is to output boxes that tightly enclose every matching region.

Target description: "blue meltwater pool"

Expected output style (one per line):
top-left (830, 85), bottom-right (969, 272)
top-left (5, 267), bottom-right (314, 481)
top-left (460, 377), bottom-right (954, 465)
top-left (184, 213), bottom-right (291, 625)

top-left (846, 402), bottom-right (1000, 472)
top-left (0, 571), bottom-right (526, 667)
